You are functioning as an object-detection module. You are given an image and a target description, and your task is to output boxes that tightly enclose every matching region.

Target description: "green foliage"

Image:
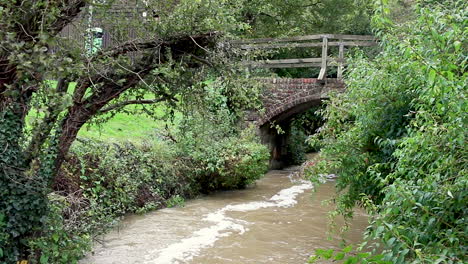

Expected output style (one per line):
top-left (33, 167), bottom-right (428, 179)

top-left (193, 130), bottom-right (269, 191)
top-left (166, 195), bottom-right (186, 208)
top-left (293, 106), bottom-right (326, 138)
top-left (24, 138), bottom-right (196, 263)
top-left (284, 106), bottom-right (325, 165)
top-left (178, 121), bottom-right (270, 191)
top-left (235, 0), bottom-right (375, 78)
top-left (28, 195), bottom-right (91, 264)
top-left (309, 245), bottom-right (391, 264)
top-left (0, 110), bottom-right (51, 262)
top-left (306, 0), bottom-right (467, 263)
top-left (175, 76), bottom-right (269, 191)
top-left (62, 139), bottom-right (196, 218)
top-left (238, 0), bottom-right (373, 38)
top-left (285, 126), bottom-right (308, 165)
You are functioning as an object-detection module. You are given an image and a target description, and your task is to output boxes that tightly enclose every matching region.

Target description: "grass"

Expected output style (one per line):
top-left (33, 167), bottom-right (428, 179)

top-left (29, 81), bottom-right (180, 143)
top-left (78, 107), bottom-right (179, 143)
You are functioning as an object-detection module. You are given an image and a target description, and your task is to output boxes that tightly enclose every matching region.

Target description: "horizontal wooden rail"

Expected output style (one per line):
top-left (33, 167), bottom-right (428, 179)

top-left (230, 34), bottom-right (376, 45)
top-left (243, 57), bottom-right (345, 69)
top-left (238, 41), bottom-right (376, 50)
top-left (233, 34), bottom-right (377, 80)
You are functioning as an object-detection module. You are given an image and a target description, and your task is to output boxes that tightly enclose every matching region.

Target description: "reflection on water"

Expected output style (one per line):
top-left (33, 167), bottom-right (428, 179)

top-left (81, 165), bottom-right (368, 264)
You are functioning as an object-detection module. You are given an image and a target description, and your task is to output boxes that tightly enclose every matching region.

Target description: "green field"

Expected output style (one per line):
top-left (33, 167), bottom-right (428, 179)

top-left (30, 81), bottom-right (177, 143)
top-left (78, 108), bottom-right (178, 142)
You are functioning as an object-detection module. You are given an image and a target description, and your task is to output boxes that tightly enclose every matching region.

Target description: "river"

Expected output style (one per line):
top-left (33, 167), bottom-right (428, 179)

top-left (80, 165), bottom-right (368, 264)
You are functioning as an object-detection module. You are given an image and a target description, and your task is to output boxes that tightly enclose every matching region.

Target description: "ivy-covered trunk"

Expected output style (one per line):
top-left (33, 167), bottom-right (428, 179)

top-left (0, 108), bottom-right (50, 262)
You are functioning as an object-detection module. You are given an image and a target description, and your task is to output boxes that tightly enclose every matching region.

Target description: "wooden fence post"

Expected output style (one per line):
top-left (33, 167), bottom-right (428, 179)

top-left (337, 39), bottom-right (344, 79)
top-left (318, 37), bottom-right (328, 80)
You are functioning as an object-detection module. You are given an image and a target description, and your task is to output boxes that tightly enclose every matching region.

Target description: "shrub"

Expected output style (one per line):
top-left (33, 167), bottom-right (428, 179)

top-left (306, 1), bottom-right (467, 263)
top-left (185, 128), bottom-right (270, 192)
top-left (285, 126), bottom-right (308, 165)
top-left (26, 139), bottom-right (199, 263)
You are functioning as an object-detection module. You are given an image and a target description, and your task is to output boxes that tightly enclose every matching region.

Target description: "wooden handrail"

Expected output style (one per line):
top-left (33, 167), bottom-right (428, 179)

top-left (232, 34), bottom-right (377, 80)
top-left (238, 41), bottom-right (376, 50)
top-left (244, 57), bottom-right (345, 69)
top-left (230, 34), bottom-right (375, 45)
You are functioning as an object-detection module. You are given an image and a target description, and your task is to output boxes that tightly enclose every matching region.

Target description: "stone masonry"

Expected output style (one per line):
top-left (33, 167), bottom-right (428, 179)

top-left (249, 78), bottom-right (345, 126)
top-left (249, 78), bottom-right (345, 169)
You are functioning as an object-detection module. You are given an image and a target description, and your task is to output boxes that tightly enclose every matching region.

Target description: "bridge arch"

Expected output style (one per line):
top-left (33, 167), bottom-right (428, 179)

top-left (253, 78), bottom-right (345, 169)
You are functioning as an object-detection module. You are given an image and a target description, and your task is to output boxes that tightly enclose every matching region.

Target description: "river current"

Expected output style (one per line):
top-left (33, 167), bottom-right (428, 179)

top-left (80, 164), bottom-right (368, 264)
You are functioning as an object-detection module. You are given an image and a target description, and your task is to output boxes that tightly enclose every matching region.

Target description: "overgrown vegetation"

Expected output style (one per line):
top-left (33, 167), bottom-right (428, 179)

top-left (306, 0), bottom-right (467, 263)
top-left (284, 106), bottom-right (325, 165)
top-left (24, 131), bottom-right (268, 263)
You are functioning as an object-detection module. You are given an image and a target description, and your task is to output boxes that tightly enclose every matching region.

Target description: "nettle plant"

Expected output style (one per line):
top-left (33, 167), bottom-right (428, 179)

top-left (306, 0), bottom-right (466, 263)
top-left (0, 0), bottom-right (263, 261)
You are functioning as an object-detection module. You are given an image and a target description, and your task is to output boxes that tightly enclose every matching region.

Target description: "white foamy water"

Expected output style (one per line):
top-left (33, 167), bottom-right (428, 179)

top-left (144, 180), bottom-right (313, 264)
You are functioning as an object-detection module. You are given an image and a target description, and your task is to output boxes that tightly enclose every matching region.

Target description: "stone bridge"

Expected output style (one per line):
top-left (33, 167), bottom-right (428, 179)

top-left (253, 78), bottom-right (345, 126)
top-left (233, 34), bottom-right (375, 168)
top-left (247, 78), bottom-right (345, 169)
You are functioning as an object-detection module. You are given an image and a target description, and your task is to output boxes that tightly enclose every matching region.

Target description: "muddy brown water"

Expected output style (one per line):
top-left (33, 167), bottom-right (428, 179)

top-left (80, 166), bottom-right (368, 264)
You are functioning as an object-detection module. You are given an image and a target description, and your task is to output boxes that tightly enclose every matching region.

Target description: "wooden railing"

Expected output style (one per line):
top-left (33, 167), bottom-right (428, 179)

top-left (231, 34), bottom-right (377, 80)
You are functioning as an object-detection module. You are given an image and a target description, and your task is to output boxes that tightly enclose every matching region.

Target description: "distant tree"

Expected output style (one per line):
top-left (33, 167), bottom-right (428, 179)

top-left (239, 0), bottom-right (373, 37)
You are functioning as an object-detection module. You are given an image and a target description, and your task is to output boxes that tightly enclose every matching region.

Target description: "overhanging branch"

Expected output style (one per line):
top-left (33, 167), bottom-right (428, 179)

top-left (99, 98), bottom-right (172, 113)
top-left (90, 32), bottom-right (219, 61)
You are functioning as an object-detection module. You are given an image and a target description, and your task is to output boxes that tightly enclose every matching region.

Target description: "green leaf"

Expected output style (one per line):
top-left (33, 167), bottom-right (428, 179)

top-left (344, 256), bottom-right (359, 264)
top-left (40, 254), bottom-right (49, 264)
top-left (387, 237), bottom-right (396, 247)
top-left (453, 41), bottom-right (461, 52)
top-left (343, 245), bottom-right (353, 253)
top-left (334, 252), bottom-right (345, 260)
top-left (428, 69), bottom-right (436, 86)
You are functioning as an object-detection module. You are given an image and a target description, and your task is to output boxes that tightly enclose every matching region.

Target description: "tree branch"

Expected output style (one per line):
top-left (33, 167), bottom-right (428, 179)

top-left (90, 32), bottom-right (219, 61)
top-left (55, 32), bottom-right (219, 173)
top-left (99, 98), bottom-right (171, 113)
top-left (50, 0), bottom-right (88, 35)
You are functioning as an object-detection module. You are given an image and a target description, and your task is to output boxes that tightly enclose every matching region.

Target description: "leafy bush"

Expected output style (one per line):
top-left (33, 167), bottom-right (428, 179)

top-left (58, 139), bottom-right (197, 224)
top-left (283, 106), bottom-right (325, 165)
top-left (182, 128), bottom-right (270, 192)
top-left (28, 195), bottom-right (91, 264)
top-left (309, 245), bottom-right (391, 264)
top-left (306, 0), bottom-right (467, 263)
top-left (175, 77), bottom-right (269, 191)
top-left (20, 139), bottom-right (197, 263)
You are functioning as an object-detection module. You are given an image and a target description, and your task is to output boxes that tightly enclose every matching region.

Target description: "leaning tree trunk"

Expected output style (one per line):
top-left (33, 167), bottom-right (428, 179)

top-left (0, 2), bottom-right (87, 260)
